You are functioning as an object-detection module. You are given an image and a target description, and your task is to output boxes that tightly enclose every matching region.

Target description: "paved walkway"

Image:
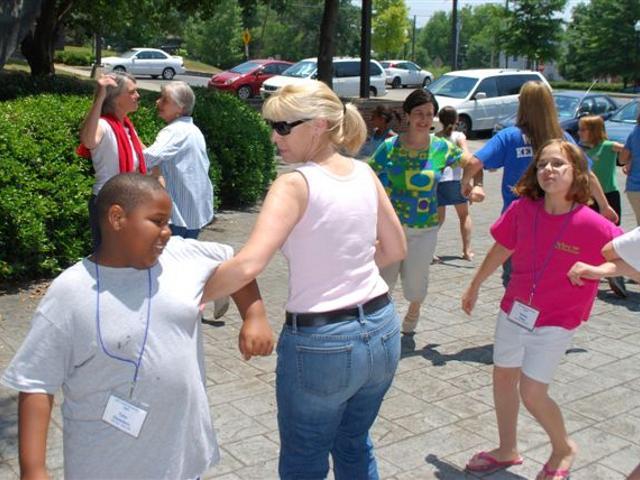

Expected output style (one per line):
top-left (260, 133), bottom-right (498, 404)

top-left (1, 159), bottom-right (639, 479)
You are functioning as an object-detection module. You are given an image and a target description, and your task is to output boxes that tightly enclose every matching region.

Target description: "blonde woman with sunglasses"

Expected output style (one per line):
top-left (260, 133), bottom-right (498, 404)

top-left (201, 80), bottom-right (407, 479)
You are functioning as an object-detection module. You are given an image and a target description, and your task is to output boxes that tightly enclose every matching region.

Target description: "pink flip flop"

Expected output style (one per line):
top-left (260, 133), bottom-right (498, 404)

top-left (466, 451), bottom-right (524, 472)
top-left (538, 462), bottom-right (571, 479)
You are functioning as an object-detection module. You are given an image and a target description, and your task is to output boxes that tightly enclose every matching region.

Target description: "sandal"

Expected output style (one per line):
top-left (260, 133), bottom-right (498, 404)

top-left (466, 451), bottom-right (524, 473)
top-left (537, 462), bottom-right (571, 479)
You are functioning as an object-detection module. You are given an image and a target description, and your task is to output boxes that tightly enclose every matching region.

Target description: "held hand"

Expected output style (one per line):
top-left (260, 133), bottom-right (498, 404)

top-left (567, 261), bottom-right (602, 286)
top-left (600, 205), bottom-right (619, 224)
top-left (623, 164), bottom-right (631, 175)
top-left (461, 286), bottom-right (478, 315)
top-left (468, 185), bottom-right (485, 204)
top-left (239, 316), bottom-right (275, 361)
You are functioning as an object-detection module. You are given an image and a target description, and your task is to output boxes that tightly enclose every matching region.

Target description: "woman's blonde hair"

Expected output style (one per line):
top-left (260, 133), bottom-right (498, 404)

top-left (516, 81), bottom-right (563, 154)
top-left (262, 80), bottom-right (366, 155)
top-left (513, 139), bottom-right (591, 204)
top-left (579, 115), bottom-right (607, 145)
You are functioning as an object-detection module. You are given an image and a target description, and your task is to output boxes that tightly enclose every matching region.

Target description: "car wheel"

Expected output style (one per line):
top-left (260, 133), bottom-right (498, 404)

top-left (151, 75), bottom-right (159, 79)
top-left (162, 67), bottom-right (175, 80)
top-left (457, 115), bottom-right (472, 137)
top-left (113, 66), bottom-right (126, 73)
top-left (391, 77), bottom-right (401, 89)
top-left (237, 85), bottom-right (252, 100)
top-left (369, 86), bottom-right (377, 97)
top-left (422, 76), bottom-right (432, 87)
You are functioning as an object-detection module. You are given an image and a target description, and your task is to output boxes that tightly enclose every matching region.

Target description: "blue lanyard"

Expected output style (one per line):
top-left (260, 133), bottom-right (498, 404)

top-left (530, 202), bottom-right (575, 303)
top-left (95, 261), bottom-right (152, 398)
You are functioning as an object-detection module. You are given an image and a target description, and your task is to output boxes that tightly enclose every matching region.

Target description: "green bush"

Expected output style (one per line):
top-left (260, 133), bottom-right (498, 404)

top-left (54, 50), bottom-right (93, 66)
top-left (0, 71), bottom-right (94, 101)
top-left (190, 87), bottom-right (276, 208)
top-left (0, 74), bottom-right (275, 281)
top-left (550, 81), bottom-right (627, 93)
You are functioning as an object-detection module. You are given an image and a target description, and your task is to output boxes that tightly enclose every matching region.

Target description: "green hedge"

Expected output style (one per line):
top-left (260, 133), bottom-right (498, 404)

top-left (550, 81), bottom-right (627, 93)
top-left (0, 73), bottom-right (275, 282)
top-left (54, 50), bottom-right (94, 66)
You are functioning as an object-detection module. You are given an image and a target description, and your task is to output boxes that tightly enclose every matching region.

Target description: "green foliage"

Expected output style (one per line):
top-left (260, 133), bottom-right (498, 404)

top-left (372, 0), bottom-right (410, 58)
top-left (54, 50), bottom-right (93, 66)
top-left (550, 81), bottom-right (628, 93)
top-left (501, 0), bottom-right (567, 66)
top-left (183, 0), bottom-right (244, 69)
top-left (0, 73), bottom-right (274, 281)
top-left (191, 88), bottom-right (276, 208)
top-left (561, 0), bottom-right (640, 84)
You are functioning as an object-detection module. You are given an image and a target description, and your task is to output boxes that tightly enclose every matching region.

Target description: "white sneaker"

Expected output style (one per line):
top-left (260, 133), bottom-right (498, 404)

top-left (402, 310), bottom-right (420, 334)
top-left (214, 296), bottom-right (230, 319)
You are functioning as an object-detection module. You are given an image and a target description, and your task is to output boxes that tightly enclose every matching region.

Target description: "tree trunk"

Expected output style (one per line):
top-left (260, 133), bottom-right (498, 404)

top-left (317, 0), bottom-right (338, 88)
top-left (21, 0), bottom-right (74, 76)
top-left (0, 0), bottom-right (43, 70)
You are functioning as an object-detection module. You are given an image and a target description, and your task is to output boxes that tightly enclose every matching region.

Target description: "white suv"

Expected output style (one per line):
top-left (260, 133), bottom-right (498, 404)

top-left (427, 69), bottom-right (551, 135)
top-left (381, 60), bottom-right (433, 88)
top-left (260, 57), bottom-right (387, 98)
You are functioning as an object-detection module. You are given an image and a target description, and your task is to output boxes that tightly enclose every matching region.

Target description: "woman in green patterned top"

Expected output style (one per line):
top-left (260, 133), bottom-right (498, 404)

top-left (370, 89), bottom-right (484, 333)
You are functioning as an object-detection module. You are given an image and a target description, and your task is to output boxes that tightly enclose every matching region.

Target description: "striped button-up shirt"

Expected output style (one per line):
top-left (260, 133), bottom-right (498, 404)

top-left (145, 117), bottom-right (214, 229)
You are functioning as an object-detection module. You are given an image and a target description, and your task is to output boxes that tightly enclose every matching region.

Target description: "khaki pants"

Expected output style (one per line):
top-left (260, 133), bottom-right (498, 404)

top-left (627, 191), bottom-right (640, 225)
top-left (381, 226), bottom-right (438, 303)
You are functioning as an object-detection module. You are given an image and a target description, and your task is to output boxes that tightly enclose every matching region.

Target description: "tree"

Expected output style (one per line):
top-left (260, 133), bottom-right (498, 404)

top-left (372, 0), bottom-right (409, 59)
top-left (501, 0), bottom-right (566, 69)
top-left (0, 0), bottom-right (43, 70)
top-left (183, 0), bottom-right (244, 69)
top-left (417, 11), bottom-right (450, 66)
top-left (561, 0), bottom-right (640, 85)
top-left (317, 0), bottom-right (339, 87)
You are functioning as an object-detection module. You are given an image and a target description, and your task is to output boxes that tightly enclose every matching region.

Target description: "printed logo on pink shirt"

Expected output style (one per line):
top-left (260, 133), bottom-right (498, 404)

top-left (555, 241), bottom-right (580, 255)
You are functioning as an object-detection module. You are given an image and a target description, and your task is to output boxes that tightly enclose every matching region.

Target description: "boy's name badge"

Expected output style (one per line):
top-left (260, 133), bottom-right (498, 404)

top-left (508, 300), bottom-right (539, 332)
top-left (102, 394), bottom-right (148, 438)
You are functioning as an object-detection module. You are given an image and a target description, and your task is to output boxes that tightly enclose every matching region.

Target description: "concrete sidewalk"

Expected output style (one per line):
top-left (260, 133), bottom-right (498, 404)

top-left (1, 162), bottom-right (639, 479)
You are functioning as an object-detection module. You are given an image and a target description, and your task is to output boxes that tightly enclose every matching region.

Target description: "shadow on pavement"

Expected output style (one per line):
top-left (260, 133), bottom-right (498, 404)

top-left (401, 335), bottom-right (493, 366)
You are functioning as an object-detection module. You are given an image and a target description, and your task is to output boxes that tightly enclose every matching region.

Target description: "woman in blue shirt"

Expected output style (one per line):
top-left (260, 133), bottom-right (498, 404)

top-left (620, 111), bottom-right (640, 225)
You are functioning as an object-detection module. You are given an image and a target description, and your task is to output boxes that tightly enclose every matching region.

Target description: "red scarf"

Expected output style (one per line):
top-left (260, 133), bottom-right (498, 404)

top-left (76, 114), bottom-right (146, 174)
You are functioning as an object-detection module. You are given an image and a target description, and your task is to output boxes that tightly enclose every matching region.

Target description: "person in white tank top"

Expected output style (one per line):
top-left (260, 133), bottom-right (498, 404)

top-left (201, 80), bottom-right (407, 479)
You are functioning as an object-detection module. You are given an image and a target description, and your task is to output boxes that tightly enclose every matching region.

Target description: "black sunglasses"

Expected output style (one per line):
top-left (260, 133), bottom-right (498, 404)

top-left (267, 119), bottom-right (309, 136)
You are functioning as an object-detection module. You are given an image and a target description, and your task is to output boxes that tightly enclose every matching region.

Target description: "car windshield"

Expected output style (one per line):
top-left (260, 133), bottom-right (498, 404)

top-left (230, 61), bottom-right (262, 74)
top-left (609, 101), bottom-right (639, 123)
top-left (554, 95), bottom-right (580, 121)
top-left (428, 75), bottom-right (477, 99)
top-left (120, 50), bottom-right (138, 58)
top-left (282, 61), bottom-right (317, 78)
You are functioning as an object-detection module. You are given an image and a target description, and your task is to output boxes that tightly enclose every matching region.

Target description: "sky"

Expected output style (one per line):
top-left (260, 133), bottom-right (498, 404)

top-left (406, 0), bottom-right (587, 27)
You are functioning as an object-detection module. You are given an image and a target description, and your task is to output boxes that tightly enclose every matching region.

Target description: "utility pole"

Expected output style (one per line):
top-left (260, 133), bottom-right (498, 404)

top-left (451, 0), bottom-right (458, 70)
top-left (504, 0), bottom-right (509, 68)
top-left (359, 0), bottom-right (372, 98)
top-left (411, 15), bottom-right (417, 61)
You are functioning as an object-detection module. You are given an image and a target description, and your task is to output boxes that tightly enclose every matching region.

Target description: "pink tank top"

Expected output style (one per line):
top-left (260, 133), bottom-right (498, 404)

top-left (281, 160), bottom-right (389, 313)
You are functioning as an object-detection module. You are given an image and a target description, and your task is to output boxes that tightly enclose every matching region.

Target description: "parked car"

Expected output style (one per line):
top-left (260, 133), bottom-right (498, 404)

top-left (427, 69), bottom-right (550, 135)
top-left (260, 57), bottom-right (387, 99)
top-left (101, 48), bottom-right (185, 80)
top-left (381, 60), bottom-right (432, 88)
top-left (208, 59), bottom-right (293, 100)
top-left (604, 99), bottom-right (639, 143)
top-left (492, 90), bottom-right (619, 139)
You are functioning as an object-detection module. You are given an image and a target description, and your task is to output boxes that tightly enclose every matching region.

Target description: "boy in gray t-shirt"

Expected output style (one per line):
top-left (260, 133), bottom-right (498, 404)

top-left (1, 173), bottom-right (274, 480)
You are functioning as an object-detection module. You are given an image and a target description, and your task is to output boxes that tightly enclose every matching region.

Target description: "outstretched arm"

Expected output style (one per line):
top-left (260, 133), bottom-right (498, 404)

top-left (462, 242), bottom-right (513, 315)
top-left (461, 153), bottom-right (484, 199)
top-left (201, 171), bottom-right (307, 303)
top-left (19, 392), bottom-right (53, 480)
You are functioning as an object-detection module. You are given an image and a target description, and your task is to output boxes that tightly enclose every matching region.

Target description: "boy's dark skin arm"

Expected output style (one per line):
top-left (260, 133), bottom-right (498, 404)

top-left (19, 392), bottom-right (53, 480)
top-left (228, 280), bottom-right (274, 360)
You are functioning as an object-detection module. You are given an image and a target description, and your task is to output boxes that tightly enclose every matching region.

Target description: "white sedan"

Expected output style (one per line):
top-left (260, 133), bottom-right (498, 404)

top-left (381, 60), bottom-right (433, 88)
top-left (102, 48), bottom-right (186, 80)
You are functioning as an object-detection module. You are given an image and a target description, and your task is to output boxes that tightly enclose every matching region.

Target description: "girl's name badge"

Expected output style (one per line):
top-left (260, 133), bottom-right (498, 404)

top-left (508, 300), bottom-right (539, 332)
top-left (102, 394), bottom-right (148, 438)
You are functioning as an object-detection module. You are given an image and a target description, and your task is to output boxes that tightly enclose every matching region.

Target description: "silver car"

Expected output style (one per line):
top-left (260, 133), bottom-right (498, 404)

top-left (102, 48), bottom-right (186, 80)
top-left (381, 60), bottom-right (433, 88)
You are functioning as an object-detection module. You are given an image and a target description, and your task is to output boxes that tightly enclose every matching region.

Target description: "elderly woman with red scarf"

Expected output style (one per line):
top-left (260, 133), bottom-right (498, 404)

top-left (79, 73), bottom-right (147, 249)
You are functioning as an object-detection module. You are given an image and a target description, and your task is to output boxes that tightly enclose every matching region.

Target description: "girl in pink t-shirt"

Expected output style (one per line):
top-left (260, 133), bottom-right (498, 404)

top-left (462, 139), bottom-right (622, 479)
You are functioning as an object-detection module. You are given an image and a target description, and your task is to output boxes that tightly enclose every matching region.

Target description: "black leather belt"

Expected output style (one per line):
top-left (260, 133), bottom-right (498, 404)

top-left (285, 293), bottom-right (391, 327)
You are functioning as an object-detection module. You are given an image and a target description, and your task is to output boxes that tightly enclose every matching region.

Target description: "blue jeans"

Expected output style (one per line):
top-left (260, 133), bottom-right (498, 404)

top-left (276, 300), bottom-right (400, 480)
top-left (169, 224), bottom-right (201, 239)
